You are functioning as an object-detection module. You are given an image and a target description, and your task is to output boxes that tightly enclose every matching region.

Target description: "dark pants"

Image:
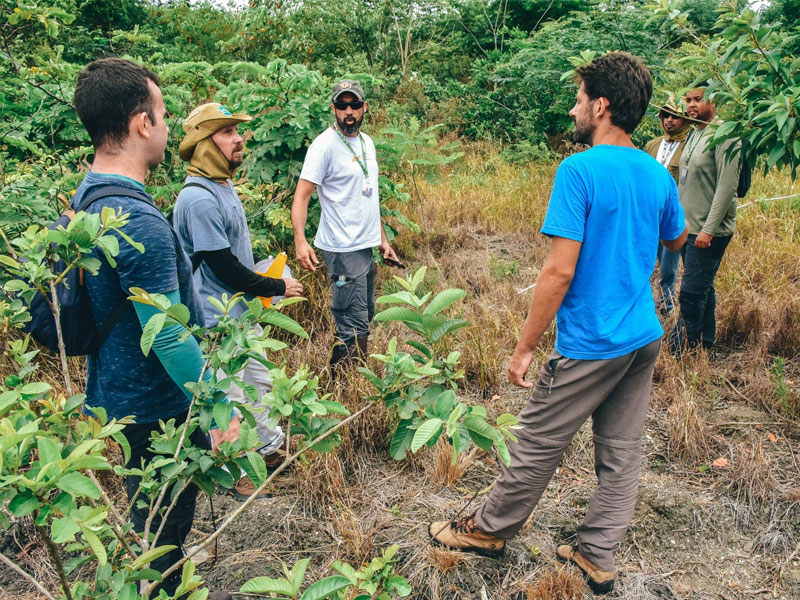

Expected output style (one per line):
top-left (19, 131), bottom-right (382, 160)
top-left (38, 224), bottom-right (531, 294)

top-left (124, 413), bottom-right (211, 595)
top-left (670, 234), bottom-right (732, 353)
top-left (321, 249), bottom-right (376, 346)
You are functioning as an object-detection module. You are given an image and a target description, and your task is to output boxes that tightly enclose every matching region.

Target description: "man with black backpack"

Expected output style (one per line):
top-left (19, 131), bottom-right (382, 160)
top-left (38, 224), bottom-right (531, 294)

top-left (173, 102), bottom-right (303, 500)
top-left (72, 58), bottom-right (233, 599)
top-left (669, 84), bottom-right (741, 355)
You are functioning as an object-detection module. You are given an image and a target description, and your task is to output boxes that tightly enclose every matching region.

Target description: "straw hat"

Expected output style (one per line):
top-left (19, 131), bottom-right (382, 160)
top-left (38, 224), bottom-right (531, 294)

top-left (178, 102), bottom-right (252, 161)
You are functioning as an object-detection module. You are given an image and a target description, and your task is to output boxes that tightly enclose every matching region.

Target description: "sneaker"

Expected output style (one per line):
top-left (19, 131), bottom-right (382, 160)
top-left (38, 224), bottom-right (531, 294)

top-left (427, 513), bottom-right (505, 557)
top-left (227, 476), bottom-right (271, 502)
top-left (556, 545), bottom-right (615, 594)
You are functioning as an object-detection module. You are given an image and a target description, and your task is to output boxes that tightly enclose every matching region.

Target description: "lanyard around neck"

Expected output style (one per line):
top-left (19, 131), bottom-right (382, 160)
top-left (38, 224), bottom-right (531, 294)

top-left (333, 125), bottom-right (368, 178)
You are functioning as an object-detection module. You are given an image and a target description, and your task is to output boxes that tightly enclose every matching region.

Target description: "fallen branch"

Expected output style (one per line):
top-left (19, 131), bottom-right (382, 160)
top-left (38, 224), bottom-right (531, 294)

top-left (0, 549), bottom-right (58, 600)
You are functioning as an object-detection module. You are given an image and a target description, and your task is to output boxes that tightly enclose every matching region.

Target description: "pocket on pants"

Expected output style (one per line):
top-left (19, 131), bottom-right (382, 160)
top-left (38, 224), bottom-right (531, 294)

top-left (331, 276), bottom-right (357, 311)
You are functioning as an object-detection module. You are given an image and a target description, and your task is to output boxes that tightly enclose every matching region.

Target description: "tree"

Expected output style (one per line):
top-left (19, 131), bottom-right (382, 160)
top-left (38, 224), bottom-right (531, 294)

top-left (653, 0), bottom-right (800, 177)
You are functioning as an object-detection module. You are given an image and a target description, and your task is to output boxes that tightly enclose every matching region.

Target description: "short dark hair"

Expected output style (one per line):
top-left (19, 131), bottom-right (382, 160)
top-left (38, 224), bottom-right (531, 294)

top-left (74, 58), bottom-right (160, 150)
top-left (575, 52), bottom-right (652, 134)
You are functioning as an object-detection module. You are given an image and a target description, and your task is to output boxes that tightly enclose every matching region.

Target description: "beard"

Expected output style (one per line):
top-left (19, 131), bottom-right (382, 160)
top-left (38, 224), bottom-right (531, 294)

top-left (572, 112), bottom-right (595, 146)
top-left (337, 113), bottom-right (363, 136)
top-left (227, 148), bottom-right (243, 170)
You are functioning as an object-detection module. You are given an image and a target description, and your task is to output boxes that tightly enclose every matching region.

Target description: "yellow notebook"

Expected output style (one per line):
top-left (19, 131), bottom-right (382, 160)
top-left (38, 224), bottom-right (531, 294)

top-left (256, 252), bottom-right (287, 308)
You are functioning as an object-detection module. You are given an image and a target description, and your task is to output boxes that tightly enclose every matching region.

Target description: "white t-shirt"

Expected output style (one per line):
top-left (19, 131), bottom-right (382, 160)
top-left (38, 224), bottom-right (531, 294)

top-left (299, 127), bottom-right (381, 252)
top-left (656, 138), bottom-right (681, 167)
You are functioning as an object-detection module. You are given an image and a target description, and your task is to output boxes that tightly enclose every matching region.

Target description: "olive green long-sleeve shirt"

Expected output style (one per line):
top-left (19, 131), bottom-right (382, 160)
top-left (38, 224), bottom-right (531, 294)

top-left (678, 124), bottom-right (741, 237)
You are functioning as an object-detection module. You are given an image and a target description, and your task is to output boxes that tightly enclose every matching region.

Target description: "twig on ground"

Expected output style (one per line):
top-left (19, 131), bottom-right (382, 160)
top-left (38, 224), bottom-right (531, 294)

top-left (0, 550), bottom-right (58, 600)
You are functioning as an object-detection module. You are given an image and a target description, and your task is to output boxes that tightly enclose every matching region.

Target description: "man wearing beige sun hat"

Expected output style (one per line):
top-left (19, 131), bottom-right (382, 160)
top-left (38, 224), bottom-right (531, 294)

top-left (173, 102), bottom-right (303, 500)
top-left (645, 95), bottom-right (691, 315)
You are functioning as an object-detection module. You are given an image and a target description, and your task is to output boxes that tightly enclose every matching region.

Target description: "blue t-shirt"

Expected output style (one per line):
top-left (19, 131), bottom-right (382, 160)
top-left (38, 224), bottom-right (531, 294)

top-left (173, 176), bottom-right (255, 327)
top-left (541, 145), bottom-right (685, 360)
top-left (74, 172), bottom-right (205, 423)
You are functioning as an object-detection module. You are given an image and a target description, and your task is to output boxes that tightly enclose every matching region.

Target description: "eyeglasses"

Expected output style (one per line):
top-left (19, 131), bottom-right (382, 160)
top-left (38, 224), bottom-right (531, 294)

top-left (333, 100), bottom-right (365, 110)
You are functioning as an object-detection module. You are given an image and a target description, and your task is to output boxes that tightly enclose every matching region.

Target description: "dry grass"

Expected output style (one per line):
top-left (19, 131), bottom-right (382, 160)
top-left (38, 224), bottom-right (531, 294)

top-left (724, 437), bottom-right (781, 511)
top-left (292, 450), bottom-right (348, 516)
top-left (425, 441), bottom-right (476, 489)
top-left (665, 388), bottom-right (715, 465)
top-left (522, 568), bottom-right (587, 599)
top-left (427, 546), bottom-right (465, 573)
top-left (324, 501), bottom-right (377, 563)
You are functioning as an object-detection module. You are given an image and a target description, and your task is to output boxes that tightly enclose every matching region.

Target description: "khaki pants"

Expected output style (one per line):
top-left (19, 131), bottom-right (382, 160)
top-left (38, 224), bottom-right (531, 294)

top-left (475, 339), bottom-right (661, 571)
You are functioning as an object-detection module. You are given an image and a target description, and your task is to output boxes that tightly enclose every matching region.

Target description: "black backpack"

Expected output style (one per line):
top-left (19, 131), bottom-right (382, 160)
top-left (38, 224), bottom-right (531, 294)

top-left (737, 156), bottom-right (751, 199)
top-left (24, 185), bottom-right (154, 356)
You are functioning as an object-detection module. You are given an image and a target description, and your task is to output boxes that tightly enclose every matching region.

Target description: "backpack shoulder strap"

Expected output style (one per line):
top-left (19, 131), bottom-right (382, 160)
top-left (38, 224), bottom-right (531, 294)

top-left (181, 181), bottom-right (217, 195)
top-left (177, 181), bottom-right (219, 273)
top-left (71, 185), bottom-right (160, 349)
top-left (74, 185), bottom-right (154, 214)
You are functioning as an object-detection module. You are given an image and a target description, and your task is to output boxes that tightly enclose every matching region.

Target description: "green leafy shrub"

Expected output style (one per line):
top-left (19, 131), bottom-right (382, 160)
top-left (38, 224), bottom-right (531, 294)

top-left (361, 267), bottom-right (519, 466)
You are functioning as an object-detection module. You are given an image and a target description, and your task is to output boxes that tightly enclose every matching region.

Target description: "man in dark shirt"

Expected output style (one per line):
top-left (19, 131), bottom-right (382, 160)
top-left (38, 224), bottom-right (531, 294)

top-left (73, 58), bottom-right (232, 599)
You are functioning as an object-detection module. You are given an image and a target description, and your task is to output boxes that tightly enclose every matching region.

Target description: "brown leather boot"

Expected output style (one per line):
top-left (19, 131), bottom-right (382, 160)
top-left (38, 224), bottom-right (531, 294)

top-left (228, 477), bottom-right (271, 502)
top-left (556, 545), bottom-right (615, 594)
top-left (427, 513), bottom-right (505, 557)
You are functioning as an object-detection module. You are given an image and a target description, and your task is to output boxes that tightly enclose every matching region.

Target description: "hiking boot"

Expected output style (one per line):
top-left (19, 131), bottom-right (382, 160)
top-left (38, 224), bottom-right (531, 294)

top-left (427, 513), bottom-right (505, 557)
top-left (227, 476), bottom-right (271, 502)
top-left (556, 545), bottom-right (615, 594)
top-left (263, 450), bottom-right (288, 475)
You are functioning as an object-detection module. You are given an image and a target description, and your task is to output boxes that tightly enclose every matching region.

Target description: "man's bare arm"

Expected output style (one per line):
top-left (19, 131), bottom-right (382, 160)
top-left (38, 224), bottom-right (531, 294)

top-left (292, 179), bottom-right (319, 271)
top-left (660, 225), bottom-right (688, 252)
top-left (507, 236), bottom-right (582, 387)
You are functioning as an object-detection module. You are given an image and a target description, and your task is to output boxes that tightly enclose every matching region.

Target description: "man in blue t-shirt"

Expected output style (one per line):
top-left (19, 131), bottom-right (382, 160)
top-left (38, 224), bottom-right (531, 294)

top-left (73, 59), bottom-right (233, 600)
top-left (429, 53), bottom-right (687, 594)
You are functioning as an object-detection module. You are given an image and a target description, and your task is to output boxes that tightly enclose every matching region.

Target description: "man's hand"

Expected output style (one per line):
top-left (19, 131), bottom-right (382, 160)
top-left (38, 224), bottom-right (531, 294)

top-left (379, 241), bottom-right (398, 262)
top-left (282, 278), bottom-right (303, 297)
top-left (507, 348), bottom-right (535, 388)
top-left (210, 414), bottom-right (241, 451)
top-left (295, 239), bottom-right (319, 272)
top-left (695, 232), bottom-right (713, 248)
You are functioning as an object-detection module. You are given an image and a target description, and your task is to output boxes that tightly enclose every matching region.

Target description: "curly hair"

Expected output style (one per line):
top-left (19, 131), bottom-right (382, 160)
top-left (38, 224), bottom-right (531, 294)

top-left (576, 52), bottom-right (652, 134)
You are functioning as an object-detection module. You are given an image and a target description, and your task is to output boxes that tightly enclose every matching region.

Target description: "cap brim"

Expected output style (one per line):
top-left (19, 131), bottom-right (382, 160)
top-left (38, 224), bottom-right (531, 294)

top-left (332, 91), bottom-right (365, 102)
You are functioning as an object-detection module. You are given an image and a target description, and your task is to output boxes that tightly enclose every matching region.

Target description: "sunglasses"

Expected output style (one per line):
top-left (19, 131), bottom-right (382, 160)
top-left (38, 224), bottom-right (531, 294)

top-left (333, 100), bottom-right (365, 110)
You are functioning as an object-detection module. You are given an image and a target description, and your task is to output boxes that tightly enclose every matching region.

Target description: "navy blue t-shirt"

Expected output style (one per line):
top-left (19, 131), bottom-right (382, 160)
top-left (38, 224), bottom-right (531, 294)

top-left (541, 145), bottom-right (686, 360)
top-left (73, 172), bottom-right (205, 423)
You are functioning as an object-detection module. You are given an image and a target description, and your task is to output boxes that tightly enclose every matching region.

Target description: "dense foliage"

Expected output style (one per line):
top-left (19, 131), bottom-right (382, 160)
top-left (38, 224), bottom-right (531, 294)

top-left (1, 0), bottom-right (798, 229)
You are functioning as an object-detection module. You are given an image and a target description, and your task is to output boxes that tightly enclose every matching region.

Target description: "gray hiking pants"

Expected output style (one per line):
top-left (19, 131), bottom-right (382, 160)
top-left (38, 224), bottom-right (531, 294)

top-left (475, 339), bottom-right (661, 571)
top-left (321, 248), bottom-right (375, 346)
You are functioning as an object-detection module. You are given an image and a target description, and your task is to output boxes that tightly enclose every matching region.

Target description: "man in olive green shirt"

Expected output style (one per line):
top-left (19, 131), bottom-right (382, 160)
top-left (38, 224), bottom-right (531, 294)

top-left (669, 86), bottom-right (741, 354)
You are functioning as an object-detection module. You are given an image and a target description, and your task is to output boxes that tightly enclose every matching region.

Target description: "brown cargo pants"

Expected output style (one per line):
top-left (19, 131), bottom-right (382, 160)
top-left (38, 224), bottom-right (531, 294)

top-left (475, 339), bottom-right (661, 571)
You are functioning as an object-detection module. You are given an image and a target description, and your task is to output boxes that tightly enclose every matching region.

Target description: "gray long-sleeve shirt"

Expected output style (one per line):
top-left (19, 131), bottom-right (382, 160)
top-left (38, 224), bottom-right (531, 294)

top-left (678, 124), bottom-right (741, 237)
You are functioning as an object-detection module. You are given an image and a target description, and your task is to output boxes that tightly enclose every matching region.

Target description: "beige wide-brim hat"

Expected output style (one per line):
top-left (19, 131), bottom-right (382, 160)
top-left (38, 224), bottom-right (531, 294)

top-left (178, 102), bottom-right (252, 161)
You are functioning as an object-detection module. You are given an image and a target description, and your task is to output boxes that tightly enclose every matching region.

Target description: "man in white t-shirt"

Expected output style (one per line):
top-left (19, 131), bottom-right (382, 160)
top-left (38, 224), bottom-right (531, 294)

top-left (292, 79), bottom-right (399, 373)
